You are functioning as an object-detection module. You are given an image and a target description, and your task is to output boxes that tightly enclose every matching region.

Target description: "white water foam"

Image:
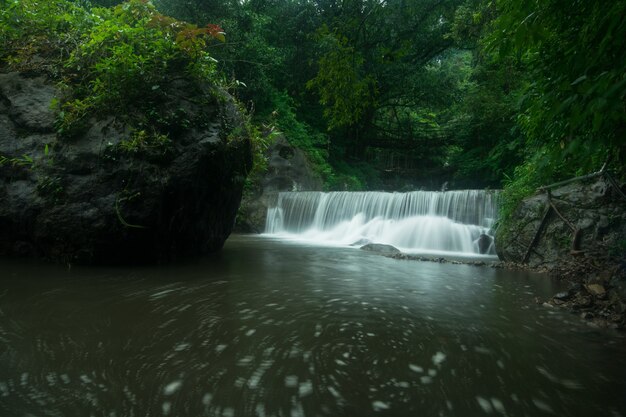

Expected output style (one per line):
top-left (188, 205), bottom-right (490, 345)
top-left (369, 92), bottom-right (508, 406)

top-left (264, 190), bottom-right (499, 256)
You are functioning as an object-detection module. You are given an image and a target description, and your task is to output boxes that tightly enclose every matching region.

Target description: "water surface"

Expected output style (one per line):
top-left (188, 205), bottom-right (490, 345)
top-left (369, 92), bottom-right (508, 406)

top-left (0, 235), bottom-right (624, 416)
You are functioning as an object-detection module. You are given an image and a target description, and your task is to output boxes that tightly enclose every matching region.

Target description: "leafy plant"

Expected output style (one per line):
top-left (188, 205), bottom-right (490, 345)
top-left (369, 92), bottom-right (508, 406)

top-left (306, 26), bottom-right (378, 131)
top-left (0, 153), bottom-right (34, 167)
top-left (267, 90), bottom-right (335, 184)
top-left (486, 0), bottom-right (626, 189)
top-left (119, 129), bottom-right (172, 155)
top-left (2, 0), bottom-right (228, 142)
top-left (59, 0), bottom-right (225, 133)
top-left (37, 175), bottom-right (64, 204)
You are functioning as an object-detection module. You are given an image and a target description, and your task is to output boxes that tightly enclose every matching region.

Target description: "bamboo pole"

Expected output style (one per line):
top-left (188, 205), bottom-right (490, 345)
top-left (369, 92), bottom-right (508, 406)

top-left (536, 169), bottom-right (605, 192)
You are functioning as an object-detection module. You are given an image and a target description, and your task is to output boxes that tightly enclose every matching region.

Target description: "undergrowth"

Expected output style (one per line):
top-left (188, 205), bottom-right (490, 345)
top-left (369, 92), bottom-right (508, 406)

top-left (1, 0), bottom-right (231, 145)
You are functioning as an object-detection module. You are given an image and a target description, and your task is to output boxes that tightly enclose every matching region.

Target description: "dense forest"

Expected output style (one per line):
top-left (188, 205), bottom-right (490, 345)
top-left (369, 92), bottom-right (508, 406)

top-left (1, 0), bottom-right (625, 221)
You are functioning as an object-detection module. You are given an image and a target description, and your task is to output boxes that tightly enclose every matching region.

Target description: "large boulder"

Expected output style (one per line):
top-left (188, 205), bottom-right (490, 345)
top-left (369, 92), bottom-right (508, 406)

top-left (0, 72), bottom-right (252, 264)
top-left (495, 177), bottom-right (626, 268)
top-left (235, 134), bottom-right (323, 233)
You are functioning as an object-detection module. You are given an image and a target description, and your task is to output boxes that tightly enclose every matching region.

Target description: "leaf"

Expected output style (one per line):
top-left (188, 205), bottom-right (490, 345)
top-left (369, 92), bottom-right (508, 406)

top-left (570, 75), bottom-right (587, 86)
top-left (592, 112), bottom-right (603, 132)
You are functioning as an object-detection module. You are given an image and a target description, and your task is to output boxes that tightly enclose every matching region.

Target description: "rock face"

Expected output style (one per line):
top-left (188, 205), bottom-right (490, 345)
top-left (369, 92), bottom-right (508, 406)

top-left (496, 177), bottom-right (626, 268)
top-left (0, 72), bottom-right (252, 264)
top-left (235, 134), bottom-right (323, 233)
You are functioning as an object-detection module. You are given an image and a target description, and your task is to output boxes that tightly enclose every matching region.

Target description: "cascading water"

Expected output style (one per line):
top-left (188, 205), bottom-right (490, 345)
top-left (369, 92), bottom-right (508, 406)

top-left (265, 190), bottom-right (499, 256)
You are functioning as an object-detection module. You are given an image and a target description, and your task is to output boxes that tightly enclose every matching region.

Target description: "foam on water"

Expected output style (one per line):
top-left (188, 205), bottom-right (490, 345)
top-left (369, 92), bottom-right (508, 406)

top-left (265, 190), bottom-right (499, 256)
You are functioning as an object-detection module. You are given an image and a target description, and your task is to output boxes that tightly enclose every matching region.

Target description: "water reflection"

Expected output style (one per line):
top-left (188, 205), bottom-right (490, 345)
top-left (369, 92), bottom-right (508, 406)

top-left (0, 235), bottom-right (624, 416)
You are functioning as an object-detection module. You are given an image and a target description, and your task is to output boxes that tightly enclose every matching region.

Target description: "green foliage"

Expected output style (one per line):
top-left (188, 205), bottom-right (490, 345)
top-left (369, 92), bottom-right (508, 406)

top-left (1, 0), bottom-right (226, 138)
top-left (119, 129), bottom-right (172, 155)
top-left (496, 155), bottom-right (542, 225)
top-left (0, 0), bottom-right (94, 72)
top-left (61, 0), bottom-right (224, 133)
top-left (0, 141), bottom-right (56, 169)
top-left (55, 97), bottom-right (95, 136)
top-left (326, 157), bottom-right (382, 191)
top-left (8, 0), bottom-right (619, 197)
top-left (481, 0), bottom-right (626, 221)
top-left (268, 90), bottom-right (334, 183)
top-left (0, 153), bottom-right (34, 167)
top-left (444, 52), bottom-right (526, 187)
top-left (150, 0), bottom-right (462, 189)
top-left (307, 26), bottom-right (377, 130)
top-left (244, 122), bottom-right (272, 179)
top-left (486, 0), bottom-right (626, 179)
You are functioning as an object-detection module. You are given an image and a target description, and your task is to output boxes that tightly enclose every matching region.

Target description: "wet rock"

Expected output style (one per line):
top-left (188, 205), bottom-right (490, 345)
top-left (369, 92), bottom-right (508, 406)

top-left (476, 233), bottom-right (492, 254)
top-left (235, 134), bottom-right (323, 233)
top-left (576, 296), bottom-right (594, 309)
top-left (0, 72), bottom-right (252, 264)
top-left (554, 291), bottom-right (572, 301)
top-left (360, 243), bottom-right (401, 255)
top-left (585, 284), bottom-right (606, 296)
top-left (0, 73), bottom-right (56, 131)
top-left (350, 238), bottom-right (372, 247)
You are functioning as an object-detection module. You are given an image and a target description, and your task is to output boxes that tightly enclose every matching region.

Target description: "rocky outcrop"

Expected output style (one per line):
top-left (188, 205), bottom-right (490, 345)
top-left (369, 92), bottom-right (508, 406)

top-left (496, 177), bottom-right (626, 268)
top-left (0, 72), bottom-right (252, 264)
top-left (235, 134), bottom-right (323, 233)
top-left (496, 177), bottom-right (626, 329)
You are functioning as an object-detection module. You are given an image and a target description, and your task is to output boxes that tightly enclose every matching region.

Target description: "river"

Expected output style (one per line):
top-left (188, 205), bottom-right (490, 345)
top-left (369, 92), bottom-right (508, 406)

top-left (1, 235), bottom-right (625, 416)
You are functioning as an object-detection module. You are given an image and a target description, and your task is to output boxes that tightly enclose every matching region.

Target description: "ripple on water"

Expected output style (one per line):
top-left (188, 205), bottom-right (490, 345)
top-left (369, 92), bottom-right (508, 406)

top-left (163, 380), bottom-right (182, 396)
top-left (0, 237), bottom-right (624, 417)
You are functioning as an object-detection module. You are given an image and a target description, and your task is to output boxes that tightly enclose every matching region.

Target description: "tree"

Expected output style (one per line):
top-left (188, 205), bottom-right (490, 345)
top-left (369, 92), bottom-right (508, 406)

top-left (481, 0), bottom-right (626, 220)
top-left (307, 0), bottom-right (462, 143)
top-left (487, 0), bottom-right (626, 179)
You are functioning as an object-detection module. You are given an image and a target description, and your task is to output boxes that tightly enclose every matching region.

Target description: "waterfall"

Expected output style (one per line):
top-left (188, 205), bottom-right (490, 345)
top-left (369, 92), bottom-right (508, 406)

top-left (265, 190), bottom-right (499, 256)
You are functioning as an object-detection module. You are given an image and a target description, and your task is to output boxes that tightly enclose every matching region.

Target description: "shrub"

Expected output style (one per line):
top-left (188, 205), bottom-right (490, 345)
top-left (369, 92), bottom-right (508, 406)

top-left (1, 0), bottom-right (226, 137)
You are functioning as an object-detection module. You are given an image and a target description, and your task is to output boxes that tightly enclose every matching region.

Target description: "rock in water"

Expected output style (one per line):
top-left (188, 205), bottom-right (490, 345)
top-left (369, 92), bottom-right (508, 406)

top-left (553, 291), bottom-right (572, 301)
top-left (0, 72), bottom-right (252, 264)
top-left (360, 243), bottom-right (401, 255)
top-left (476, 233), bottom-right (492, 254)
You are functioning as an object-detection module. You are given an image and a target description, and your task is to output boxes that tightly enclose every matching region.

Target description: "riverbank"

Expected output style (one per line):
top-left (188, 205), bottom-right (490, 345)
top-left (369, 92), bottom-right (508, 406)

top-left (537, 257), bottom-right (625, 330)
top-left (366, 246), bottom-right (625, 331)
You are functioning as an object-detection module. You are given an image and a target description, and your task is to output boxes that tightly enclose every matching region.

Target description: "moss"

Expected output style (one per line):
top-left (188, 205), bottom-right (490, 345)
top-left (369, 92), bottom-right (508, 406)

top-left (1, 0), bottom-right (226, 142)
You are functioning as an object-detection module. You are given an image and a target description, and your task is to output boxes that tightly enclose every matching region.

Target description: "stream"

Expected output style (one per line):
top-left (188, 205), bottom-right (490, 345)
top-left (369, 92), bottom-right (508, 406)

top-left (0, 235), bottom-right (625, 416)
